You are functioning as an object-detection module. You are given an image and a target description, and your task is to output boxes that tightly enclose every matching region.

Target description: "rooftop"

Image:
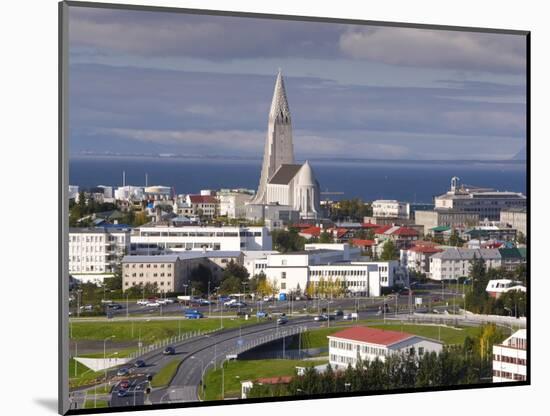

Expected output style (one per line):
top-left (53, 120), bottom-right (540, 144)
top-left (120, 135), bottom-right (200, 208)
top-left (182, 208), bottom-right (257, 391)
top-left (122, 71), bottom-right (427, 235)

top-left (328, 326), bottom-right (416, 347)
top-left (268, 164), bottom-right (302, 185)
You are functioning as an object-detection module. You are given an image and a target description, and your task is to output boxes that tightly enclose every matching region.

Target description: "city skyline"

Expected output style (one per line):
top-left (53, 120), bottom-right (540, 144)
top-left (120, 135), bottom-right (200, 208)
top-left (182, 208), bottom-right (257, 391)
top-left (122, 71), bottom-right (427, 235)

top-left (69, 7), bottom-right (527, 161)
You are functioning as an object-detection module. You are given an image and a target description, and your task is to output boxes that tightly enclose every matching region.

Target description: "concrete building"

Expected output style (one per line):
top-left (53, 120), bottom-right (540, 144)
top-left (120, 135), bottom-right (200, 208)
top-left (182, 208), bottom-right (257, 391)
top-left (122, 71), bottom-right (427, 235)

top-left (249, 71), bottom-right (321, 220)
top-left (242, 250), bottom-right (279, 277)
top-left (500, 208), bottom-right (527, 236)
top-left (372, 200), bottom-right (410, 219)
top-left (498, 247), bottom-right (527, 271)
top-left (218, 190), bottom-right (253, 219)
top-left (328, 327), bottom-right (443, 370)
top-left (144, 185), bottom-right (172, 200)
top-left (400, 243), bottom-right (443, 275)
top-left (434, 177), bottom-right (526, 221)
top-left (68, 185), bottom-right (79, 200)
top-left (463, 226), bottom-right (517, 242)
top-left (245, 203), bottom-right (300, 228)
top-left (129, 225), bottom-right (272, 254)
top-left (69, 226), bottom-right (131, 281)
top-left (493, 329), bottom-right (527, 382)
top-left (429, 248), bottom-right (502, 281)
top-left (114, 185), bottom-right (144, 201)
top-left (415, 210), bottom-right (479, 234)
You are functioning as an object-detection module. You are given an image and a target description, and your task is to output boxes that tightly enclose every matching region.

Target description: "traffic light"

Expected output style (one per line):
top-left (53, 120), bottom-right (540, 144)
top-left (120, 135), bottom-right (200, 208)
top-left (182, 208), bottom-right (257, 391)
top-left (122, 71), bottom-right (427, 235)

top-left (145, 387), bottom-right (151, 394)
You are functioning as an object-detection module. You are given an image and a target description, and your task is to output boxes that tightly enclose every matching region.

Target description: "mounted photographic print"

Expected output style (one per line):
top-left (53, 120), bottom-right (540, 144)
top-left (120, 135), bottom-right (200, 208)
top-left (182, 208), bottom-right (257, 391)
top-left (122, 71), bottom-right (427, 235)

top-left (59, 1), bottom-right (529, 414)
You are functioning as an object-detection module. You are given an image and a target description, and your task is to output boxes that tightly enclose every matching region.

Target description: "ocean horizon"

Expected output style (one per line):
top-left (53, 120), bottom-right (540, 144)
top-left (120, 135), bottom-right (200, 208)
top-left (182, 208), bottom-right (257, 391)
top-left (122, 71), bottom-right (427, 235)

top-left (69, 155), bottom-right (527, 204)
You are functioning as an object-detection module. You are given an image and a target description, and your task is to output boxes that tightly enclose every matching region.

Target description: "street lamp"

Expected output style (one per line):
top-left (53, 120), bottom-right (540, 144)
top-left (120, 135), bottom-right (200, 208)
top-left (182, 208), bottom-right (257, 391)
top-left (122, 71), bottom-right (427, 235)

top-left (103, 335), bottom-right (115, 386)
top-left (208, 280), bottom-right (211, 317)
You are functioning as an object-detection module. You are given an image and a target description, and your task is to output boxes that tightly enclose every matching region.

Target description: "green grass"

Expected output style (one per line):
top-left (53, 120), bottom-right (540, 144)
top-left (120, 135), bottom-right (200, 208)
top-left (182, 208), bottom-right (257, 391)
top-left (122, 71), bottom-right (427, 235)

top-left (289, 322), bottom-right (481, 350)
top-left (151, 359), bottom-right (182, 388)
top-left (203, 359), bottom-right (327, 401)
top-left (70, 317), bottom-right (253, 343)
top-left (83, 399), bottom-right (109, 409)
top-left (69, 358), bottom-right (105, 389)
top-left (79, 347), bottom-right (138, 359)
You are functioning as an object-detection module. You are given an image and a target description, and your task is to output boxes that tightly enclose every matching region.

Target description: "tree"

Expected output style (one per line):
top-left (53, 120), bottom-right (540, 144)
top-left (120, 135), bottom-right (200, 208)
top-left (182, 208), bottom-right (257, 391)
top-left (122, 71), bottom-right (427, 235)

top-left (380, 240), bottom-right (398, 261)
top-left (218, 276), bottom-right (242, 294)
top-left (189, 264), bottom-right (213, 295)
top-left (449, 229), bottom-right (463, 247)
top-left (516, 231), bottom-right (526, 244)
top-left (223, 260), bottom-right (249, 280)
top-left (271, 229), bottom-right (306, 253)
top-left (319, 231), bottom-right (332, 244)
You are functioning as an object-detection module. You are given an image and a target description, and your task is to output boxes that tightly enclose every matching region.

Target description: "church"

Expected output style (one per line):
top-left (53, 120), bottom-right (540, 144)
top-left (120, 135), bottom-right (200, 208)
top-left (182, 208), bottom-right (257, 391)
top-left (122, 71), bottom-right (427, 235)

top-left (249, 70), bottom-right (321, 220)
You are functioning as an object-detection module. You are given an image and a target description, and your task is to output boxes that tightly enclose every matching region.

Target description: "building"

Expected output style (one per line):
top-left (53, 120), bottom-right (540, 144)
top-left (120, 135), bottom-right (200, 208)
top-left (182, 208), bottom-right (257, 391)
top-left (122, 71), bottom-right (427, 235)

top-left (261, 244), bottom-right (406, 297)
top-left (245, 203), bottom-right (300, 229)
top-left (328, 327), bottom-right (443, 370)
top-left (434, 177), bottom-right (526, 221)
top-left (144, 185), bottom-right (172, 200)
top-left (429, 247), bottom-right (502, 281)
top-left (69, 226), bottom-right (131, 281)
top-left (493, 329), bottom-right (527, 382)
top-left (249, 70), bottom-right (321, 219)
top-left (415, 210), bottom-right (479, 234)
top-left (400, 243), bottom-right (443, 275)
top-left (242, 250), bottom-right (279, 277)
top-left (486, 279), bottom-right (526, 299)
top-left (186, 194), bottom-right (219, 218)
top-left (498, 247), bottom-right (527, 271)
top-left (218, 190), bottom-right (253, 219)
top-left (68, 185), bottom-right (79, 200)
top-left (500, 208), bottom-right (527, 236)
top-left (463, 226), bottom-right (517, 242)
top-left (372, 200), bottom-right (410, 219)
top-left (129, 225), bottom-right (272, 254)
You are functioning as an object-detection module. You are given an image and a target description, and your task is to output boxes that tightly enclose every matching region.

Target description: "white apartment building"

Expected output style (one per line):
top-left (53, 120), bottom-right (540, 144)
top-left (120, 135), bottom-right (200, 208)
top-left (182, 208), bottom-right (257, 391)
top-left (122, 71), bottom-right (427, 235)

top-left (328, 327), bottom-right (442, 370)
top-left (500, 208), bottom-right (527, 236)
top-left (186, 195), bottom-right (219, 218)
top-left (130, 225), bottom-right (272, 255)
top-left (372, 200), bottom-right (410, 219)
top-left (114, 185), bottom-right (144, 201)
top-left (493, 329), bottom-right (527, 382)
top-left (429, 248), bottom-right (502, 281)
top-left (400, 244), bottom-right (443, 275)
top-left (434, 177), bottom-right (526, 221)
top-left (69, 227), bottom-right (131, 280)
top-left (261, 244), bottom-right (405, 297)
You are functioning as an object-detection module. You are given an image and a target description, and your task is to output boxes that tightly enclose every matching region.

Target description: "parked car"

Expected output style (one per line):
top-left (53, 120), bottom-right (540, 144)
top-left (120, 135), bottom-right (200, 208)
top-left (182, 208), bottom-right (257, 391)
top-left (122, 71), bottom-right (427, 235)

top-left (229, 301), bottom-right (247, 308)
top-left (146, 301), bottom-right (160, 307)
top-left (163, 346), bottom-right (175, 355)
top-left (134, 360), bottom-right (146, 368)
top-left (107, 303), bottom-right (123, 310)
top-left (334, 309), bottom-right (344, 317)
top-left (343, 313), bottom-right (353, 320)
top-left (137, 299), bottom-right (148, 306)
top-left (79, 304), bottom-right (93, 311)
top-left (116, 368), bottom-right (130, 377)
top-left (223, 299), bottom-right (237, 307)
top-left (313, 315), bottom-right (327, 322)
top-left (256, 311), bottom-right (268, 318)
top-left (119, 380), bottom-right (130, 389)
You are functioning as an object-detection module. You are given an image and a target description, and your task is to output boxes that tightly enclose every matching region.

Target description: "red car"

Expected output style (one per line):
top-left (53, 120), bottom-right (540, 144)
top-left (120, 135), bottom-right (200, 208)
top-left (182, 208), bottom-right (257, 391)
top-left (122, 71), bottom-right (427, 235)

top-left (119, 380), bottom-right (130, 389)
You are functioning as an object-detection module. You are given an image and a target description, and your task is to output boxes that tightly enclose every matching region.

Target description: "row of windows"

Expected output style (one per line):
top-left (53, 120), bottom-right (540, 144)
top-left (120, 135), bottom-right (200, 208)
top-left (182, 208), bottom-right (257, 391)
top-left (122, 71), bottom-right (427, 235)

top-left (125, 281), bottom-right (172, 287)
top-left (310, 269), bottom-right (367, 277)
top-left (139, 231), bottom-right (262, 238)
top-left (493, 355), bottom-right (527, 365)
top-left (330, 354), bottom-right (356, 365)
top-left (493, 370), bottom-right (526, 381)
top-left (126, 273), bottom-right (172, 278)
top-left (70, 235), bottom-right (126, 243)
top-left (125, 263), bottom-right (172, 269)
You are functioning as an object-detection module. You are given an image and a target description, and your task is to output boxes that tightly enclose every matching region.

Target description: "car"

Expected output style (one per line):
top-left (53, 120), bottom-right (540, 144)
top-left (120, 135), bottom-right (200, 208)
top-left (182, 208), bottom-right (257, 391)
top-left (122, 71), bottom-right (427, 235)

top-left (185, 311), bottom-right (204, 319)
top-left (116, 368), bottom-right (130, 377)
top-left (343, 313), bottom-right (353, 320)
top-left (223, 299), bottom-right (237, 306)
top-left (256, 311), bottom-right (268, 318)
top-left (107, 303), bottom-right (123, 310)
top-left (163, 298), bottom-right (176, 304)
top-left (163, 346), bottom-right (175, 355)
top-left (79, 304), bottom-right (93, 311)
top-left (262, 296), bottom-right (273, 302)
top-left (277, 316), bottom-right (288, 325)
top-left (157, 299), bottom-right (168, 305)
top-left (117, 389), bottom-right (128, 398)
top-left (134, 360), bottom-right (146, 368)
top-left (137, 299), bottom-right (148, 306)
top-left (229, 301), bottom-right (247, 308)
top-left (146, 301), bottom-right (160, 307)
top-left (313, 315), bottom-right (327, 321)
top-left (334, 310), bottom-right (344, 317)
top-left (119, 380), bottom-right (130, 389)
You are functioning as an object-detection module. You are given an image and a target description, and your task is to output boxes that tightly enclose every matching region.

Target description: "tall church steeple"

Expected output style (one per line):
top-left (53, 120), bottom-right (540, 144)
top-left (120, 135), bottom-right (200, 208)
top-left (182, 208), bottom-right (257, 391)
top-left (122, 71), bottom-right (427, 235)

top-left (251, 70), bottom-right (295, 204)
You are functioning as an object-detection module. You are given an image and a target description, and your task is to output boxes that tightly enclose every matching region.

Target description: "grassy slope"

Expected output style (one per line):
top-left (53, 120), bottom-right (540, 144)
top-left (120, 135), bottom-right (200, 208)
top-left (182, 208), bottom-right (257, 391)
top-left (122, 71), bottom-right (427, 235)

top-left (203, 359), bottom-right (327, 401)
top-left (150, 359), bottom-right (182, 388)
top-left (70, 317), bottom-right (253, 343)
top-left (83, 399), bottom-right (109, 409)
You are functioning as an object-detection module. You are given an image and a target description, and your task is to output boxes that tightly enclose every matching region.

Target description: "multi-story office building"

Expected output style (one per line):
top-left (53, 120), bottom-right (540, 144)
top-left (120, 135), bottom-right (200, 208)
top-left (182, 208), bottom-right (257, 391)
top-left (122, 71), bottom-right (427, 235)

top-left (429, 247), bottom-right (501, 281)
top-left (415, 210), bottom-right (479, 233)
top-left (434, 177), bottom-right (526, 221)
top-left (328, 327), bottom-right (442, 371)
top-left (69, 226), bottom-right (131, 280)
top-left (130, 225), bottom-right (272, 254)
top-left (493, 329), bottom-right (527, 382)
top-left (372, 200), bottom-right (410, 219)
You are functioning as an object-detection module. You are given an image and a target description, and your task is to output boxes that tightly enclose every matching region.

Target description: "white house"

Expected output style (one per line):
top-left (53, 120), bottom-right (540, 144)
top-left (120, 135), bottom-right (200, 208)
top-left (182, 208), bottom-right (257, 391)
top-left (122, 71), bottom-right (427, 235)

top-left (372, 200), bottom-right (410, 219)
top-left (493, 329), bottom-right (527, 382)
top-left (328, 326), bottom-right (443, 370)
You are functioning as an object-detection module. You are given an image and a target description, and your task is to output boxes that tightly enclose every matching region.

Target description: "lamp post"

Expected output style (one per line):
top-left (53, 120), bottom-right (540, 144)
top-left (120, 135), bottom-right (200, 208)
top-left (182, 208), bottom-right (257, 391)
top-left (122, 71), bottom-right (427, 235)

top-left (208, 280), bottom-right (211, 317)
top-left (125, 292), bottom-right (130, 319)
top-left (103, 335), bottom-right (115, 386)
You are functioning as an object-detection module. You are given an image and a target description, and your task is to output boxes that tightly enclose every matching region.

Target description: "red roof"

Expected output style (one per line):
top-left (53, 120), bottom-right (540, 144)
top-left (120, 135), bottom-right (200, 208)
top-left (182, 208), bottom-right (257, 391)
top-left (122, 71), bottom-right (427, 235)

top-left (373, 225), bottom-right (393, 234)
top-left (300, 226), bottom-right (321, 237)
top-left (189, 195), bottom-right (217, 204)
top-left (255, 376), bottom-right (293, 384)
top-left (329, 227), bottom-right (349, 238)
top-left (328, 326), bottom-right (413, 346)
top-left (409, 245), bottom-right (443, 254)
top-left (351, 239), bottom-right (376, 247)
top-left (390, 227), bottom-right (419, 237)
top-left (412, 240), bottom-right (437, 247)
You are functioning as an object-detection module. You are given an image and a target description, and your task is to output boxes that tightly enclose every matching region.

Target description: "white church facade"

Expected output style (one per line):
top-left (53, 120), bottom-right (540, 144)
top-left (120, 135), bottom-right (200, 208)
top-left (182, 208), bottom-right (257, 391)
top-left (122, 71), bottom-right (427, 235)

top-left (249, 70), bottom-right (321, 220)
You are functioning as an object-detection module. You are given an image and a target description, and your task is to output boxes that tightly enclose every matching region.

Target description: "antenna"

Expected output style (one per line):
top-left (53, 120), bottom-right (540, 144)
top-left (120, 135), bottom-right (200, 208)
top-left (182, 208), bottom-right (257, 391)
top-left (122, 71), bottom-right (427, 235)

top-left (123, 171), bottom-right (126, 187)
top-left (145, 173), bottom-right (148, 187)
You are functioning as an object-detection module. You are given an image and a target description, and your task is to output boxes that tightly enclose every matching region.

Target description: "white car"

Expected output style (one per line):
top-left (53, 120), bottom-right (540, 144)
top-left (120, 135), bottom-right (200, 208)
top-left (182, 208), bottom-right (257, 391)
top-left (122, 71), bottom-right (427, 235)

top-left (157, 299), bottom-right (168, 305)
top-left (137, 300), bottom-right (148, 306)
top-left (224, 299), bottom-right (237, 307)
top-left (147, 302), bottom-right (160, 307)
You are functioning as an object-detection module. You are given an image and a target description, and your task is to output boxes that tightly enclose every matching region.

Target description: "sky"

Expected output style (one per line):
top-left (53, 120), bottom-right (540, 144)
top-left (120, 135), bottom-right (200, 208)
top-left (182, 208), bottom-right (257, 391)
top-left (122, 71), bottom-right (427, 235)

top-left (68, 6), bottom-right (527, 161)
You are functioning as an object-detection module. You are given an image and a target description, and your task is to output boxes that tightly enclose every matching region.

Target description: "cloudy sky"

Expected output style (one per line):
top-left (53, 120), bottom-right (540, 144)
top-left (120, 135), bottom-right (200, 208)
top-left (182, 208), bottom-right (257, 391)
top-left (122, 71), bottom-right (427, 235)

top-left (68, 6), bottom-right (527, 160)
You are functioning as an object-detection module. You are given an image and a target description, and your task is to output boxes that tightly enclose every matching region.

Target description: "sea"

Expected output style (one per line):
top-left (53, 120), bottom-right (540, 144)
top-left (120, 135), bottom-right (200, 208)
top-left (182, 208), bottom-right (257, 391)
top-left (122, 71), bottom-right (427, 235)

top-left (69, 156), bottom-right (527, 204)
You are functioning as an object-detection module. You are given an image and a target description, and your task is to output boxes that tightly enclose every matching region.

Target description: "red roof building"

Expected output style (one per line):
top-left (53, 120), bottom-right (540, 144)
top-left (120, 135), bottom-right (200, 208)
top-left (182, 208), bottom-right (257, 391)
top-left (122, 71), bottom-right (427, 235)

top-left (188, 195), bottom-right (218, 204)
top-left (351, 239), bottom-right (376, 248)
top-left (299, 226), bottom-right (322, 238)
top-left (329, 326), bottom-right (413, 346)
